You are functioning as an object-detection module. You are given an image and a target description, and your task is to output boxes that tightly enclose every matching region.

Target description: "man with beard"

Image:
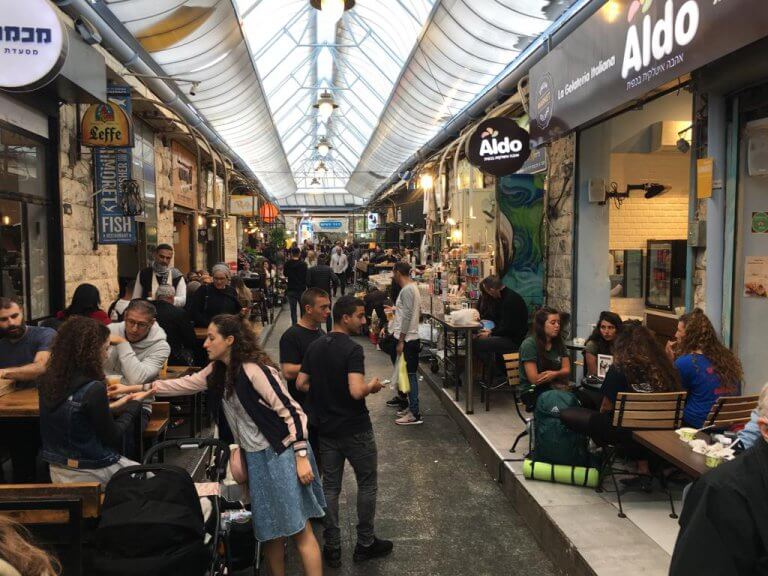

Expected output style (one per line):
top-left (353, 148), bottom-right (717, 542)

top-left (0, 297), bottom-right (56, 482)
top-left (132, 244), bottom-right (187, 307)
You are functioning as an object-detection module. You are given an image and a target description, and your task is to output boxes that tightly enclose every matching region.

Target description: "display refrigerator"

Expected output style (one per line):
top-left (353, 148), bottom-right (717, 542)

top-left (645, 239), bottom-right (687, 311)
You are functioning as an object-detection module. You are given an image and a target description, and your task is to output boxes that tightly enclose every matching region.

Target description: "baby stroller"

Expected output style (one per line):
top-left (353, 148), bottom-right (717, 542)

top-left (90, 438), bottom-right (259, 575)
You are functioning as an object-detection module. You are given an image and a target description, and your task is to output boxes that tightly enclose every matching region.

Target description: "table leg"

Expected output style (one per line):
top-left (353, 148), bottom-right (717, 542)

top-left (454, 329), bottom-right (460, 402)
top-left (465, 330), bottom-right (474, 414)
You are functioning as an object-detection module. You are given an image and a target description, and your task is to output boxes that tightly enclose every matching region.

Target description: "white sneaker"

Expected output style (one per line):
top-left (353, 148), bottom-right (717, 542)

top-left (395, 412), bottom-right (423, 426)
top-left (396, 408), bottom-right (410, 417)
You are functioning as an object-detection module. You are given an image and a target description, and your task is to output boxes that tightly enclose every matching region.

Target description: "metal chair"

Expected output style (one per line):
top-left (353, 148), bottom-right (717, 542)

top-left (704, 394), bottom-right (759, 428)
top-left (600, 391), bottom-right (687, 519)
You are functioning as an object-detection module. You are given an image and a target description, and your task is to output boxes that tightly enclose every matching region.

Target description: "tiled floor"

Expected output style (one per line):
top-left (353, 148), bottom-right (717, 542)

top-left (427, 378), bottom-right (685, 574)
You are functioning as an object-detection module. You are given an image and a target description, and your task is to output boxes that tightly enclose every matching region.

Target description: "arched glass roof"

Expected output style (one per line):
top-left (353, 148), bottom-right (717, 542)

top-left (100, 0), bottom-right (582, 208)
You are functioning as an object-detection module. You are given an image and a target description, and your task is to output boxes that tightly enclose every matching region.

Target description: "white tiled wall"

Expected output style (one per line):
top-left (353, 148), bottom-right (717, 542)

top-left (608, 152), bottom-right (690, 251)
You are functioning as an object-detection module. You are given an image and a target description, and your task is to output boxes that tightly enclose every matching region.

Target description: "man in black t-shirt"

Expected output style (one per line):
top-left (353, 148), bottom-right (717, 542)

top-left (283, 246), bottom-right (308, 325)
top-left (280, 288), bottom-right (329, 460)
top-left (297, 295), bottom-right (392, 568)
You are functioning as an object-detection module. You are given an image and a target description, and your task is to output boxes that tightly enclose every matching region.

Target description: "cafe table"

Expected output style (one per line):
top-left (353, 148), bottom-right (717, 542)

top-left (424, 313), bottom-right (483, 414)
top-left (0, 387), bottom-right (39, 421)
top-left (161, 366), bottom-right (204, 436)
top-left (632, 430), bottom-right (710, 479)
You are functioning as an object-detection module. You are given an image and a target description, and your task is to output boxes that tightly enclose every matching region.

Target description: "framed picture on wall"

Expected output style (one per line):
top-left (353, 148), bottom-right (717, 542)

top-left (597, 354), bottom-right (614, 379)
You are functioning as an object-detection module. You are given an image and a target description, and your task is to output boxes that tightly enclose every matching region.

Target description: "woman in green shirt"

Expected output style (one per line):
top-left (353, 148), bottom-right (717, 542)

top-left (519, 307), bottom-right (570, 399)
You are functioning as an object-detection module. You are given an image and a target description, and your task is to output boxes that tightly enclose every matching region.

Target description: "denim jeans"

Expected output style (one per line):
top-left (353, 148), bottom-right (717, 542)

top-left (287, 290), bottom-right (302, 325)
top-left (319, 429), bottom-right (378, 548)
top-left (383, 337), bottom-right (421, 418)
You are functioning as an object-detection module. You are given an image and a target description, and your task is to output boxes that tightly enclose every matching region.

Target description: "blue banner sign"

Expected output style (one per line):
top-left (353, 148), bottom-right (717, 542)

top-left (95, 85), bottom-right (135, 244)
top-left (318, 220), bottom-right (342, 230)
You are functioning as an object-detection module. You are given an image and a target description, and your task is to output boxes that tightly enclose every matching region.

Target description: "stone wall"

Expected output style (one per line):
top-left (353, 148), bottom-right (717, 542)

top-left (545, 134), bottom-right (576, 316)
top-left (154, 135), bottom-right (174, 252)
top-left (59, 104), bottom-right (119, 304)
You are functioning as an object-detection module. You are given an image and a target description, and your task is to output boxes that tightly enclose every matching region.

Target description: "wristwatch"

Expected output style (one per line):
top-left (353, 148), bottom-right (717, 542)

top-left (296, 449), bottom-right (308, 458)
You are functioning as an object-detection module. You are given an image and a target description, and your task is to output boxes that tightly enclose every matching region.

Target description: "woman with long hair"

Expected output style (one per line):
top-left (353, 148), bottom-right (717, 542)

top-left (56, 283), bottom-right (110, 325)
top-left (666, 308), bottom-right (743, 427)
top-left (0, 516), bottom-right (60, 576)
top-left (230, 276), bottom-right (253, 310)
top-left (38, 317), bottom-right (152, 487)
top-left (109, 314), bottom-right (324, 576)
top-left (518, 307), bottom-right (571, 398)
top-left (584, 311), bottom-right (622, 377)
top-left (561, 322), bottom-right (680, 488)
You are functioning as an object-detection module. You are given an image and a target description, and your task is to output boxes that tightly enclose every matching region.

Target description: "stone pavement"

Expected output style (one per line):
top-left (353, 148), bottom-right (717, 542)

top-left (263, 309), bottom-right (558, 576)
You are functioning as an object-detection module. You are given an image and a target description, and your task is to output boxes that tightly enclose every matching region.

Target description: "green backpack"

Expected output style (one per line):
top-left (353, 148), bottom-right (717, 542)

top-left (532, 389), bottom-right (590, 467)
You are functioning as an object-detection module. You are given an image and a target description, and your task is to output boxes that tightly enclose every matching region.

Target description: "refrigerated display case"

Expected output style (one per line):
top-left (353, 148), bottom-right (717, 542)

top-left (645, 240), bottom-right (686, 311)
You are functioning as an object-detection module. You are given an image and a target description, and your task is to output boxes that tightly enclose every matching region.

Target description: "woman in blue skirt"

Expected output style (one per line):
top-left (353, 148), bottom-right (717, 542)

top-left (115, 314), bottom-right (325, 575)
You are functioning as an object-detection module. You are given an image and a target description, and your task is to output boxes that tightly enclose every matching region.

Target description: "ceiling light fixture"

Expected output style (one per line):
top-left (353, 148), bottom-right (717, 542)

top-left (419, 172), bottom-right (434, 190)
top-left (311, 177), bottom-right (321, 187)
top-left (313, 90), bottom-right (338, 123)
top-left (310, 0), bottom-right (355, 24)
top-left (316, 138), bottom-right (332, 157)
top-left (315, 161), bottom-right (328, 175)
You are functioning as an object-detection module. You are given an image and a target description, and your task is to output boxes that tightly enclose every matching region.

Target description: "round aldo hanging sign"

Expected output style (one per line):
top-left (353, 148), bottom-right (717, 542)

top-left (467, 118), bottom-right (531, 176)
top-left (0, 0), bottom-right (68, 92)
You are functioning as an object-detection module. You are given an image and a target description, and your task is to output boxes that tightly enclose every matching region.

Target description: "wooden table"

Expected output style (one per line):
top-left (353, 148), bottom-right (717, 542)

top-left (633, 430), bottom-right (710, 479)
top-left (0, 388), bottom-right (39, 420)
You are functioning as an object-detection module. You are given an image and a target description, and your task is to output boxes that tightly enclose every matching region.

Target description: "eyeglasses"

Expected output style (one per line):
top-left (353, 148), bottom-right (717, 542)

top-left (126, 319), bottom-right (151, 330)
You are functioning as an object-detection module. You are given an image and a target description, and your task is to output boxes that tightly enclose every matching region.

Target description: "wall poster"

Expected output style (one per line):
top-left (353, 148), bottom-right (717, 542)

top-left (744, 256), bottom-right (768, 298)
top-left (496, 174), bottom-right (545, 315)
top-left (171, 141), bottom-right (197, 209)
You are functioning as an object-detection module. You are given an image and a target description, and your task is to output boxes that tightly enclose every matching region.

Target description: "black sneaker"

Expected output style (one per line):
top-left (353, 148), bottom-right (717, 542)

top-left (323, 546), bottom-right (342, 568)
top-left (385, 396), bottom-right (407, 408)
top-left (353, 537), bottom-right (394, 563)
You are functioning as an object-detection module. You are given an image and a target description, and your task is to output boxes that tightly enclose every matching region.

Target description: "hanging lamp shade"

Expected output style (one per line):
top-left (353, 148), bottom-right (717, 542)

top-left (309, 0), bottom-right (355, 23)
top-left (259, 202), bottom-right (279, 223)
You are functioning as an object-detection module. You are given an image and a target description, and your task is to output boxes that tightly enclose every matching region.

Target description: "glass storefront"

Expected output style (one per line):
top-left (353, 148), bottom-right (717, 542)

top-left (0, 123), bottom-right (56, 321)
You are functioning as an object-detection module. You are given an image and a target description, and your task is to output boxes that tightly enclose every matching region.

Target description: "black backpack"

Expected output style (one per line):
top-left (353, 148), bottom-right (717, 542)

top-left (91, 464), bottom-right (210, 576)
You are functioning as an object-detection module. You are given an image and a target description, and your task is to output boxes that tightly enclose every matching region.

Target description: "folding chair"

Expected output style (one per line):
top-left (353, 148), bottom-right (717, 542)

top-left (705, 394), bottom-right (759, 428)
top-left (599, 391), bottom-right (687, 519)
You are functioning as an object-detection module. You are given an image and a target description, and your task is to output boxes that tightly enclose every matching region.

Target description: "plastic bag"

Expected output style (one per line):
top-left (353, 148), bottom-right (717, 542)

top-left (390, 354), bottom-right (410, 394)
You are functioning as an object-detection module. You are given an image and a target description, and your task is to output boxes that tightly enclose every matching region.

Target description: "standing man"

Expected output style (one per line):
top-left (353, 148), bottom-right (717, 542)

top-left (0, 298), bottom-right (56, 482)
top-left (133, 244), bottom-right (187, 307)
top-left (297, 295), bottom-right (392, 568)
top-left (474, 276), bottom-right (529, 387)
top-left (387, 262), bottom-right (423, 426)
top-left (284, 247), bottom-right (308, 325)
top-left (307, 254), bottom-right (339, 332)
top-left (280, 288), bottom-right (330, 459)
top-left (330, 246), bottom-right (348, 296)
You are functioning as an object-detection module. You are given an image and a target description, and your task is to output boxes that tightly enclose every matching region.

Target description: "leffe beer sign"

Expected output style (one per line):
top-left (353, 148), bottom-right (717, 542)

top-left (530, 0), bottom-right (768, 145)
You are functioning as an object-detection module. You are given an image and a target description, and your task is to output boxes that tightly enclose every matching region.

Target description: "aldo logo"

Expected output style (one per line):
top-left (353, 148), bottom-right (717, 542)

top-left (621, 0), bottom-right (700, 79)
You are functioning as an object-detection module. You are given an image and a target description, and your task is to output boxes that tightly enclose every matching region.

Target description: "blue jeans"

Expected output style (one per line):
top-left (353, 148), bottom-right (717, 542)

top-left (407, 372), bottom-right (420, 419)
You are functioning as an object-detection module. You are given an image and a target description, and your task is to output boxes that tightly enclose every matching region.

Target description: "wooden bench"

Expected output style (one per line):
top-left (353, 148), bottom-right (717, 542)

top-left (142, 402), bottom-right (171, 461)
top-left (0, 482), bottom-right (101, 576)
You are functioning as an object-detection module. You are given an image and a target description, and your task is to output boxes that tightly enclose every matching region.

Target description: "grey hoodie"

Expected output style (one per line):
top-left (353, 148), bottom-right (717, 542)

top-left (105, 321), bottom-right (171, 387)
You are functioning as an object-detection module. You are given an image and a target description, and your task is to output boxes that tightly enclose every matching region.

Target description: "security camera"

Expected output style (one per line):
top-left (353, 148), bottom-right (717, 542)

top-left (676, 137), bottom-right (691, 154)
top-left (643, 183), bottom-right (668, 199)
top-left (74, 17), bottom-right (102, 46)
top-left (189, 82), bottom-right (199, 97)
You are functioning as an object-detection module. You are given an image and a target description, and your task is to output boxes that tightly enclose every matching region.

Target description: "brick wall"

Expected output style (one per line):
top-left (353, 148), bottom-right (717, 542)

top-left (59, 104), bottom-right (119, 304)
top-left (546, 134), bottom-right (576, 315)
top-left (608, 153), bottom-right (689, 251)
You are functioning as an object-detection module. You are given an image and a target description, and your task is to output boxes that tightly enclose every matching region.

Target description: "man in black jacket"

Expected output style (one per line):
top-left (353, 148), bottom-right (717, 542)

top-left (153, 285), bottom-right (197, 366)
top-left (284, 247), bottom-right (308, 325)
top-left (473, 276), bottom-right (529, 386)
top-left (670, 383), bottom-right (768, 575)
top-left (307, 254), bottom-right (339, 331)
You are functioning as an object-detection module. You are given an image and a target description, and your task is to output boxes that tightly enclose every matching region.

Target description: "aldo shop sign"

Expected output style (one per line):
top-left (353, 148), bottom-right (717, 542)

top-left (466, 118), bottom-right (531, 176)
top-left (530, 0), bottom-right (768, 145)
top-left (0, 0), bottom-right (68, 91)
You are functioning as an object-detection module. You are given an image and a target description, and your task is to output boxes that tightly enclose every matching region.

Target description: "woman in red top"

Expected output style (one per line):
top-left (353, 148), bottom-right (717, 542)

top-left (56, 283), bottom-right (111, 325)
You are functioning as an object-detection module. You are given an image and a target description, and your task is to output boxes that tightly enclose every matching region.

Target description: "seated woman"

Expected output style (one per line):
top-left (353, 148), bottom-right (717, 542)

top-left (666, 308), bottom-right (743, 428)
top-left (519, 307), bottom-right (571, 402)
top-left (584, 311), bottom-right (622, 377)
top-left (56, 283), bottom-right (111, 325)
top-left (0, 516), bottom-right (61, 576)
top-left (561, 322), bottom-right (681, 490)
top-left (38, 316), bottom-right (153, 488)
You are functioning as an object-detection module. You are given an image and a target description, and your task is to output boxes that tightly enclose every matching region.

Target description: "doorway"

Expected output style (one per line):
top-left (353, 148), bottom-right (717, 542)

top-left (173, 212), bottom-right (193, 274)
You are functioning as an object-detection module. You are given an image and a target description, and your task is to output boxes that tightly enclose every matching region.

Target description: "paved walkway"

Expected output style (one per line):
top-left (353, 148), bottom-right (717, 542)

top-left (263, 309), bottom-right (558, 576)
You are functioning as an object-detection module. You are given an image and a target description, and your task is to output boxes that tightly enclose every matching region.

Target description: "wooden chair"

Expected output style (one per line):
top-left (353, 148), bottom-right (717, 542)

top-left (602, 391), bottom-right (687, 519)
top-left (142, 402), bottom-right (171, 461)
top-left (0, 483), bottom-right (101, 576)
top-left (704, 394), bottom-right (759, 428)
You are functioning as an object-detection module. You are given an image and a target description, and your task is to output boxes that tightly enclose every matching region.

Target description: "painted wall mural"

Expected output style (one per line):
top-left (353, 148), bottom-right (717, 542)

top-left (496, 174), bottom-right (545, 314)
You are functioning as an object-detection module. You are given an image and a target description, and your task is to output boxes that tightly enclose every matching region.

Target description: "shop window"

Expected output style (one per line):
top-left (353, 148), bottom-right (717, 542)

top-left (0, 127), bottom-right (46, 199)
